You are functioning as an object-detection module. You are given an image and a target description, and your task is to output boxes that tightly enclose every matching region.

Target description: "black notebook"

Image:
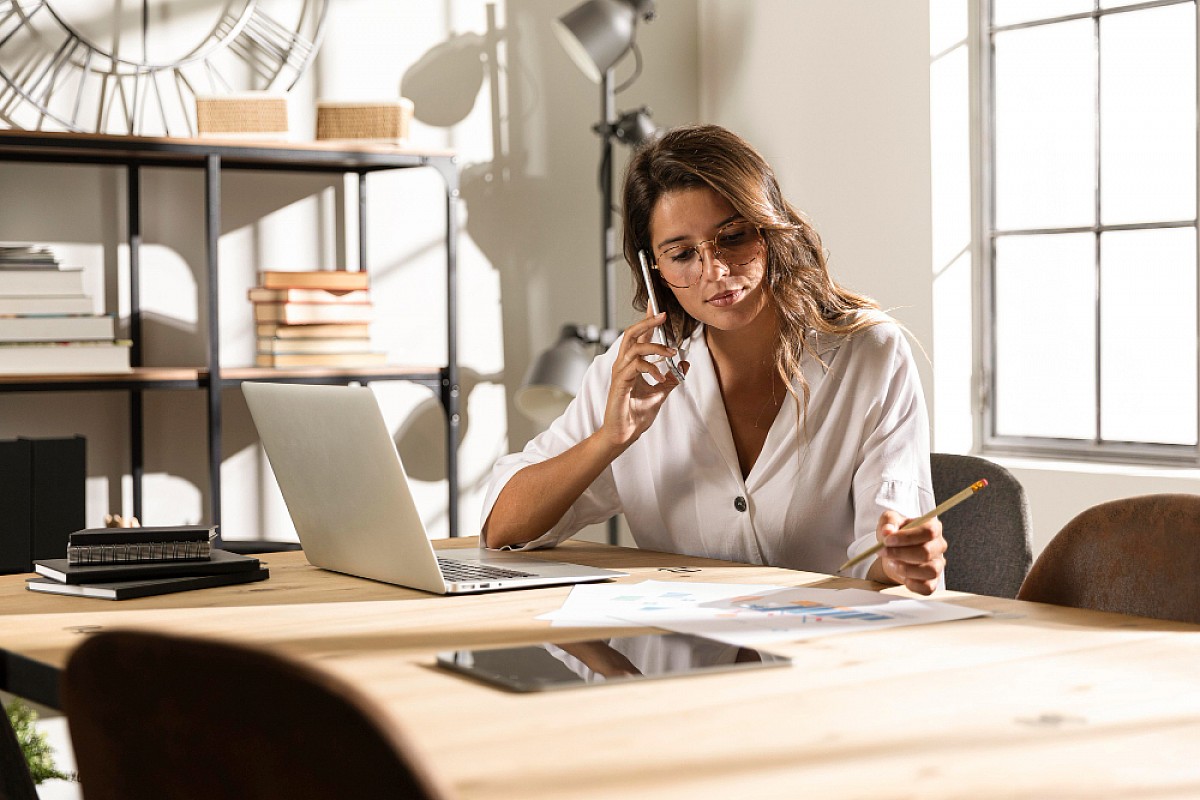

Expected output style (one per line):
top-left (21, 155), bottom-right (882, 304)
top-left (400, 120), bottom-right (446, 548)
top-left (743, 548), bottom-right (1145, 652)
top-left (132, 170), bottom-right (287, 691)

top-left (26, 567), bottom-right (270, 600)
top-left (33, 548), bottom-right (259, 584)
top-left (67, 525), bottom-right (216, 565)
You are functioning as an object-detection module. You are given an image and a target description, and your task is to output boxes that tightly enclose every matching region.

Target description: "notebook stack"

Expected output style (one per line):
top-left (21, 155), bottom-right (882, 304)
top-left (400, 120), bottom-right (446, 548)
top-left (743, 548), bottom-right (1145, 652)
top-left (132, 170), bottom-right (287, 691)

top-left (25, 526), bottom-right (269, 600)
top-left (250, 270), bottom-right (385, 368)
top-left (0, 244), bottom-right (131, 374)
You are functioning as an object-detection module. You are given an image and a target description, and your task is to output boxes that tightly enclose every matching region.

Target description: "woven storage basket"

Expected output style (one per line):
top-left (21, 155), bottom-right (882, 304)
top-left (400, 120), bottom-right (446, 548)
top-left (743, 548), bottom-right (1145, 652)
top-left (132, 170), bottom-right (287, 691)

top-left (195, 93), bottom-right (288, 138)
top-left (316, 98), bottom-right (414, 142)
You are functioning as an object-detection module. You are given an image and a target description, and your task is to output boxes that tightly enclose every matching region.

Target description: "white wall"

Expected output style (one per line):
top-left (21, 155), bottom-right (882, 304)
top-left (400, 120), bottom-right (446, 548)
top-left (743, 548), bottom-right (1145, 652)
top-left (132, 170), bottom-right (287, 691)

top-left (699, 0), bottom-right (935, 413)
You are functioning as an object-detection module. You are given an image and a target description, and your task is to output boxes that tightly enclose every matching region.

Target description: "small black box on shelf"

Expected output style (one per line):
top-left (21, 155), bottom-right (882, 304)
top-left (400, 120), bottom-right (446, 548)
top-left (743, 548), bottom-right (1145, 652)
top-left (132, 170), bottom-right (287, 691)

top-left (0, 436), bottom-right (86, 573)
top-left (0, 438), bottom-right (33, 573)
top-left (30, 436), bottom-right (86, 561)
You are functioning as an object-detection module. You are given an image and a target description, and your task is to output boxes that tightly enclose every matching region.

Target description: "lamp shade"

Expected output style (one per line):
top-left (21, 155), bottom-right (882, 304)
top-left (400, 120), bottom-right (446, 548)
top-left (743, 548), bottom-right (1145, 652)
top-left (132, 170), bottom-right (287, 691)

top-left (552, 0), bottom-right (638, 82)
top-left (515, 326), bottom-right (593, 426)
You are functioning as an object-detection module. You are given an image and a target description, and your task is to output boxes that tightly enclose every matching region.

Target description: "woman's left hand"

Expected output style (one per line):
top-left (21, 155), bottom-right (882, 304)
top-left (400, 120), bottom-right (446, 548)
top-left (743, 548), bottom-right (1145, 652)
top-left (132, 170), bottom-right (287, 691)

top-left (871, 510), bottom-right (946, 595)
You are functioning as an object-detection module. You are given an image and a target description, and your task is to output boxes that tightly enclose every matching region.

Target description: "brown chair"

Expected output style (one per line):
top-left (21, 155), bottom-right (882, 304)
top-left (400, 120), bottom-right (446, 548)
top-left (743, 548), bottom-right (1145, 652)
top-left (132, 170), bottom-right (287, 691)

top-left (61, 630), bottom-right (452, 800)
top-left (1017, 493), bottom-right (1200, 624)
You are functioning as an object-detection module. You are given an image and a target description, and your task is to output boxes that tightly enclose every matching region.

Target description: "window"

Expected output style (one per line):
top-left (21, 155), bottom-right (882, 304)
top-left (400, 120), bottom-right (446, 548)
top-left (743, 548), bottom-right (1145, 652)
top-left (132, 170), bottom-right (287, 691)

top-left (982, 0), bottom-right (1199, 462)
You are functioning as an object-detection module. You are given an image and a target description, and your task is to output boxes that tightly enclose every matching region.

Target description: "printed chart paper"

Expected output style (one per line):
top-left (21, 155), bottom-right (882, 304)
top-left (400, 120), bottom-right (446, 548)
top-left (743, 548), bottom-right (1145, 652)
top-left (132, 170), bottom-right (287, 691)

top-left (538, 580), bottom-right (789, 627)
top-left (540, 580), bottom-right (988, 646)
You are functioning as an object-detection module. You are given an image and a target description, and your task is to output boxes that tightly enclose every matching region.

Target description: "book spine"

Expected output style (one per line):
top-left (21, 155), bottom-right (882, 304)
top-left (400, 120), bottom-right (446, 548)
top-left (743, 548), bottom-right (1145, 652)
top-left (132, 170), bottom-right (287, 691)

top-left (248, 287), bottom-right (370, 303)
top-left (0, 314), bottom-right (115, 342)
top-left (0, 343), bottom-right (132, 374)
top-left (256, 323), bottom-right (371, 339)
top-left (260, 271), bottom-right (370, 291)
top-left (109, 568), bottom-right (269, 599)
top-left (0, 296), bottom-right (94, 314)
top-left (37, 550), bottom-right (259, 583)
top-left (67, 540), bottom-right (212, 565)
top-left (29, 437), bottom-right (86, 561)
top-left (26, 567), bottom-right (270, 599)
top-left (252, 303), bottom-right (374, 325)
top-left (0, 269), bottom-right (84, 296)
top-left (255, 352), bottom-right (386, 368)
top-left (68, 526), bottom-right (212, 545)
top-left (0, 439), bottom-right (33, 573)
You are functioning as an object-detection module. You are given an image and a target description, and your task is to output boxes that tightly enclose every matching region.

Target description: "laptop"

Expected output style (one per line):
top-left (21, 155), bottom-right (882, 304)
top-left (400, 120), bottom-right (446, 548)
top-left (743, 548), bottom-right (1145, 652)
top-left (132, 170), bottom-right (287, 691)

top-left (242, 381), bottom-right (625, 594)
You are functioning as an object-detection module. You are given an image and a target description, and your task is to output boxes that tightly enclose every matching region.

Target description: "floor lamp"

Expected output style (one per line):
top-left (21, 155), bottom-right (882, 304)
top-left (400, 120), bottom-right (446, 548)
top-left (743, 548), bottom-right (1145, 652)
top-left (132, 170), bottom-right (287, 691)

top-left (515, 0), bottom-right (658, 545)
top-left (554, 0), bottom-right (658, 335)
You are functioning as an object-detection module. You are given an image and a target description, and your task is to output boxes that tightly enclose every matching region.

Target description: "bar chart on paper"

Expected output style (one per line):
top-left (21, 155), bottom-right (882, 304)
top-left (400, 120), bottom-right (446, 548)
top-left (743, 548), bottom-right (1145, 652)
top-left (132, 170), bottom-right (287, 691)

top-left (733, 595), bottom-right (898, 622)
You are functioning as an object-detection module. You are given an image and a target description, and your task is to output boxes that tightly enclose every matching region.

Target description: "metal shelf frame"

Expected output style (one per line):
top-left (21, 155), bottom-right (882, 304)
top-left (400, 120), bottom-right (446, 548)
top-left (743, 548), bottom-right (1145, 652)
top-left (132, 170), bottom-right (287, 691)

top-left (0, 131), bottom-right (462, 537)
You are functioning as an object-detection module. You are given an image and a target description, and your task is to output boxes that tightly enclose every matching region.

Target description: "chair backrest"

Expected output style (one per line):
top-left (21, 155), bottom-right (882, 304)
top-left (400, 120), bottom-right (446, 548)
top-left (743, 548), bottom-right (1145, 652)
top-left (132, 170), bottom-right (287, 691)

top-left (930, 453), bottom-right (1033, 598)
top-left (0, 704), bottom-right (38, 800)
top-left (61, 630), bottom-right (452, 800)
top-left (1017, 493), bottom-right (1200, 624)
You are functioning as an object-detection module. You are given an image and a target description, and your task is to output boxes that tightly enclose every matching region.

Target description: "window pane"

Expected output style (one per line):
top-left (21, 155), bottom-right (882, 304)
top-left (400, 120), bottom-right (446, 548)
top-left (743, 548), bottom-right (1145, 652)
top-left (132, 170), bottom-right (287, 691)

top-left (1100, 0), bottom-right (1184, 8)
top-left (994, 21), bottom-right (1096, 230)
top-left (930, 0), bottom-right (968, 56)
top-left (993, 1), bottom-right (1093, 28)
top-left (1100, 4), bottom-right (1196, 226)
top-left (1100, 228), bottom-right (1197, 445)
top-left (994, 233), bottom-right (1096, 439)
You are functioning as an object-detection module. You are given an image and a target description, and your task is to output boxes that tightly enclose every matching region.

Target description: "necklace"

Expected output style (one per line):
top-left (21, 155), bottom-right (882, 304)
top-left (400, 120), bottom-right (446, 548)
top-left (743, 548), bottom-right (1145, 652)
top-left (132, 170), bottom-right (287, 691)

top-left (754, 373), bottom-right (785, 429)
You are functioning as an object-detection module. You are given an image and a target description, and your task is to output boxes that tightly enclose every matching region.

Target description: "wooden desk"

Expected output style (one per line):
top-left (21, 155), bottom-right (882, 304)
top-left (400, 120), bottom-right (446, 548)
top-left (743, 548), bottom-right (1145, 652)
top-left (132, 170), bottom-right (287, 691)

top-left (2, 539), bottom-right (1198, 799)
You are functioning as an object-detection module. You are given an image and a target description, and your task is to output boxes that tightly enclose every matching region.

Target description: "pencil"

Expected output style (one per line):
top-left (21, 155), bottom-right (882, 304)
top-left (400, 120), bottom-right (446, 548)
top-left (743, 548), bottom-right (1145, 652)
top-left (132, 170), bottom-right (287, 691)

top-left (837, 478), bottom-right (989, 573)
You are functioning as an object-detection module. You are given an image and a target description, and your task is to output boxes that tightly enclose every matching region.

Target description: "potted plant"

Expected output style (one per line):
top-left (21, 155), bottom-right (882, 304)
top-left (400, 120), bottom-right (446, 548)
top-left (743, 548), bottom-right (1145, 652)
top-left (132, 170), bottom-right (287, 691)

top-left (5, 699), bottom-right (73, 784)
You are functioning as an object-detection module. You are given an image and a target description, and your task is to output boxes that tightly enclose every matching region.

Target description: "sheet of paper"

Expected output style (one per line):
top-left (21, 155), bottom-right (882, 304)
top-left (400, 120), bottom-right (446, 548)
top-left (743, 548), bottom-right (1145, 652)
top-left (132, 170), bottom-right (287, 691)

top-left (537, 580), bottom-right (789, 627)
top-left (540, 580), bottom-right (988, 646)
top-left (611, 585), bottom-right (989, 647)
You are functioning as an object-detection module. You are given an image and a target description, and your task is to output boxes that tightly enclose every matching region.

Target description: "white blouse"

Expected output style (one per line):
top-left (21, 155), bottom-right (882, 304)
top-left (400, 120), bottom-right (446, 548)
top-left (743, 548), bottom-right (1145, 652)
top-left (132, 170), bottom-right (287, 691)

top-left (481, 317), bottom-right (934, 579)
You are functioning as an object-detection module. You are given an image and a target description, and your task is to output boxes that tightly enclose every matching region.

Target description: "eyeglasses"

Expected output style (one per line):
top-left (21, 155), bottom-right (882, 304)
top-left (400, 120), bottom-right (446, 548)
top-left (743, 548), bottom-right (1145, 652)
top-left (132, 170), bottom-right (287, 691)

top-left (651, 221), bottom-right (763, 288)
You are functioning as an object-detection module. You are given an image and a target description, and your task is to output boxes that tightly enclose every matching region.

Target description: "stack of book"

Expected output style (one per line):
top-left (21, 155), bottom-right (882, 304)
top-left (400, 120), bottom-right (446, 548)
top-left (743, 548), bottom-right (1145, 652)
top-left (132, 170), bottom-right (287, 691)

top-left (0, 244), bottom-right (131, 374)
top-left (25, 526), bottom-right (269, 600)
top-left (250, 270), bottom-right (385, 368)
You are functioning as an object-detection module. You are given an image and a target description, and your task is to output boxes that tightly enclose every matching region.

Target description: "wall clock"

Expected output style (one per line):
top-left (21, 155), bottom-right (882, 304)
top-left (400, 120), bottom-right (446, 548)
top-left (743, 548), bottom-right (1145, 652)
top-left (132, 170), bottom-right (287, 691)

top-left (0, 0), bottom-right (327, 136)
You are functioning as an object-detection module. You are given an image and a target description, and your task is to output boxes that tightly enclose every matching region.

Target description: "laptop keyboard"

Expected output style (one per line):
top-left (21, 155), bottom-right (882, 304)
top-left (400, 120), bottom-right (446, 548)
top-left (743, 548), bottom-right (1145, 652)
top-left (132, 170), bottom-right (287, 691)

top-left (437, 557), bottom-right (537, 583)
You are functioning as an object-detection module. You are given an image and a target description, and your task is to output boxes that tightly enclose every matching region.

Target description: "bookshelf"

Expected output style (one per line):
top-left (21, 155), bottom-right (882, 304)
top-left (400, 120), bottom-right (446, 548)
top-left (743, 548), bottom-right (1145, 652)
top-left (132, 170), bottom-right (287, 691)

top-left (0, 130), bottom-right (462, 537)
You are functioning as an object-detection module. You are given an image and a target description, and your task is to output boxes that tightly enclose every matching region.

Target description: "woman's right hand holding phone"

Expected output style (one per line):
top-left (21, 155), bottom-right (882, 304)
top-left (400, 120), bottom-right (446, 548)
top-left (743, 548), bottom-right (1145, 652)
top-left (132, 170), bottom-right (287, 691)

top-left (598, 311), bottom-right (687, 455)
top-left (483, 310), bottom-right (684, 549)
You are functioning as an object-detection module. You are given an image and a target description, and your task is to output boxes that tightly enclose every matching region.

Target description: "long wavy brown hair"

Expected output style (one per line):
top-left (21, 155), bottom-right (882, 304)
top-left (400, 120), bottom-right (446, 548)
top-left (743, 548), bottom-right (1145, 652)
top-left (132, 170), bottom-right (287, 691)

top-left (621, 123), bottom-right (882, 414)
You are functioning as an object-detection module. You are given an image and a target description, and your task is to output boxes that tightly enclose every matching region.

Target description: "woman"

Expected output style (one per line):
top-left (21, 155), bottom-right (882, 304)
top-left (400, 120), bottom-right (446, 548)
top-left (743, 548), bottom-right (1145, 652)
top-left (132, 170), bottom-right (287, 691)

top-left (482, 124), bottom-right (945, 594)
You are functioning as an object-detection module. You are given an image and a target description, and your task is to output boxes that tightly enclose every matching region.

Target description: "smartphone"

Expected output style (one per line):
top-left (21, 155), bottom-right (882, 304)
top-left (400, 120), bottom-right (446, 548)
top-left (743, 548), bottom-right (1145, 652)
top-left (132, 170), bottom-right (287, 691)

top-left (637, 250), bottom-right (685, 383)
top-left (437, 632), bottom-right (790, 692)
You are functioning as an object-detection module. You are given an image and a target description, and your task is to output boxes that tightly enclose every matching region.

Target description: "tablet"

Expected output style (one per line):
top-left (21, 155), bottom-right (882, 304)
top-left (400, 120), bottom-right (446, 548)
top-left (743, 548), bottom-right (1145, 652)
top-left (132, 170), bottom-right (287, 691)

top-left (436, 632), bottom-right (792, 692)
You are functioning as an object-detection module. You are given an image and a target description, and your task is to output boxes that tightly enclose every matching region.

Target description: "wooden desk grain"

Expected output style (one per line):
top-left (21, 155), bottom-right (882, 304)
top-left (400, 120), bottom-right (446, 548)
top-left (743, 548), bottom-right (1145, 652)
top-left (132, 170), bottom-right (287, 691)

top-left (2, 539), bottom-right (1197, 799)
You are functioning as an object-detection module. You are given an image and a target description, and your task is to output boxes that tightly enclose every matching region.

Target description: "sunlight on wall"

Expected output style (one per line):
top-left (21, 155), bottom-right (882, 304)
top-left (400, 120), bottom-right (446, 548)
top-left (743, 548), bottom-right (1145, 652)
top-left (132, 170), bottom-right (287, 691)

top-left (133, 245), bottom-right (198, 325)
top-left (131, 474), bottom-right (204, 527)
top-left (930, 0), bottom-right (973, 454)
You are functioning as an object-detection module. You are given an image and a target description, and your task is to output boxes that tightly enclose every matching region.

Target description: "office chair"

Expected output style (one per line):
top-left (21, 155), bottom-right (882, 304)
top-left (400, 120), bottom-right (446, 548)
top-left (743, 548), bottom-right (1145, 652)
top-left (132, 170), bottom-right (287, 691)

top-left (0, 704), bottom-right (38, 800)
top-left (1017, 493), bottom-right (1200, 625)
top-left (930, 453), bottom-right (1033, 598)
top-left (61, 631), bottom-right (452, 800)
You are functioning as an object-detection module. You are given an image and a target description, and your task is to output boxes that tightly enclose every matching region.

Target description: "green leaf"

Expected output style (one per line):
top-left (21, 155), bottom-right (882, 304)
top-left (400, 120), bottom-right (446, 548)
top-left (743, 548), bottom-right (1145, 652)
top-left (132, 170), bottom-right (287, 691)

top-left (5, 699), bottom-right (73, 784)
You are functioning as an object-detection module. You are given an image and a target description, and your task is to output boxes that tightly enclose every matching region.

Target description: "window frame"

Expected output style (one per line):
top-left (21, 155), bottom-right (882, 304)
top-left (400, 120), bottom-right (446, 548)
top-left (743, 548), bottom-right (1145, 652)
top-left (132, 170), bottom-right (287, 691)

top-left (978, 0), bottom-right (1200, 466)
